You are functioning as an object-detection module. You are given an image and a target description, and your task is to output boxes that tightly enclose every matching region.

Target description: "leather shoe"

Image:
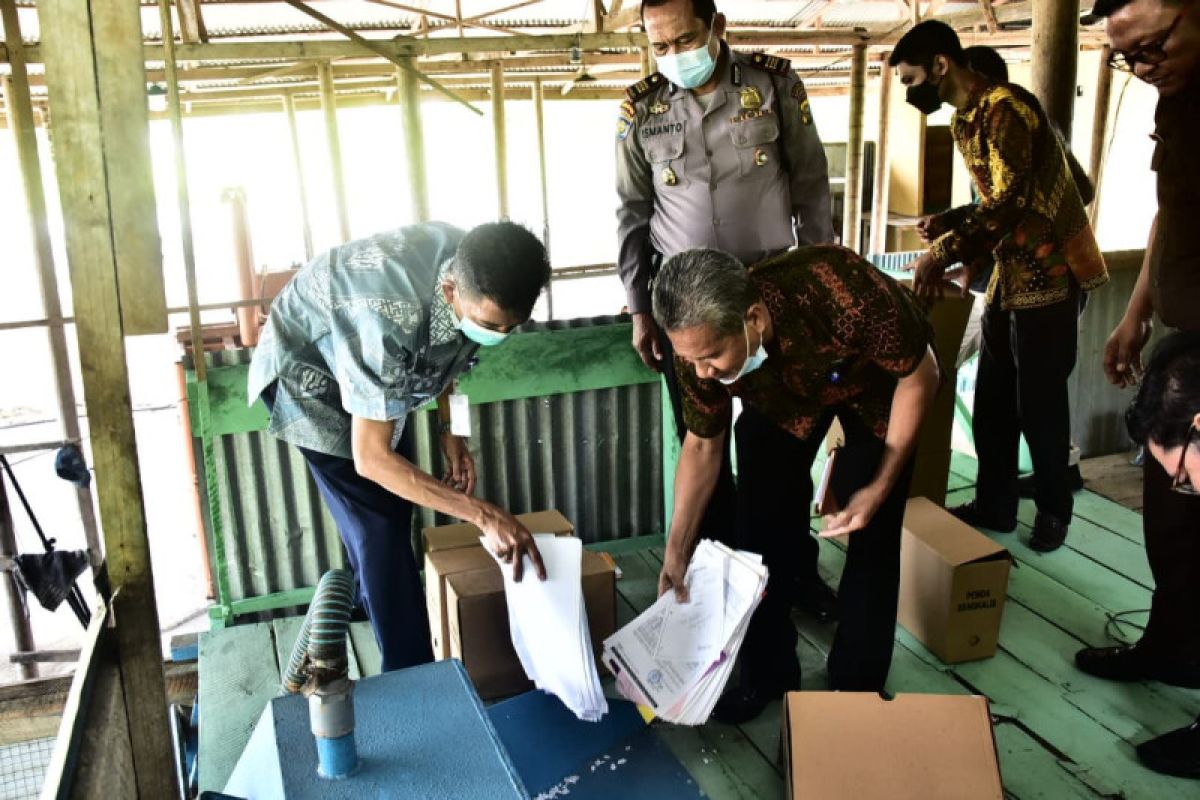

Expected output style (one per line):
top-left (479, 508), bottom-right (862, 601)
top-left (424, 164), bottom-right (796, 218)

top-left (1029, 512), bottom-right (1069, 553)
top-left (793, 577), bottom-right (838, 623)
top-left (1137, 719), bottom-right (1200, 779)
top-left (948, 501), bottom-right (1016, 533)
top-left (712, 680), bottom-right (798, 725)
top-left (1075, 644), bottom-right (1200, 689)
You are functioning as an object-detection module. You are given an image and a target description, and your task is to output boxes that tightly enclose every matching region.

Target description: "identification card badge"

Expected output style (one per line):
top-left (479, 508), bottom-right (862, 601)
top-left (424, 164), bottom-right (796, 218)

top-left (449, 392), bottom-right (472, 437)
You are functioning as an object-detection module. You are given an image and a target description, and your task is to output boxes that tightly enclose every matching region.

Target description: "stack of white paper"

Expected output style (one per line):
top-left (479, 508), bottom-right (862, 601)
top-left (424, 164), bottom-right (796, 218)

top-left (601, 540), bottom-right (768, 725)
top-left (485, 534), bottom-right (608, 722)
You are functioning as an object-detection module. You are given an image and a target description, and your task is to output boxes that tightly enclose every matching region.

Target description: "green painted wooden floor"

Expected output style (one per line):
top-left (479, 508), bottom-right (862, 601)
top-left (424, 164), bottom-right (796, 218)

top-left (198, 453), bottom-right (1200, 799)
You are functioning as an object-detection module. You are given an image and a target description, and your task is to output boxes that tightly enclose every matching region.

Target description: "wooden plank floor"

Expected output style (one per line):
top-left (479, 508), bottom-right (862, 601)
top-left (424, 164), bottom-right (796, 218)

top-left (198, 455), bottom-right (1199, 799)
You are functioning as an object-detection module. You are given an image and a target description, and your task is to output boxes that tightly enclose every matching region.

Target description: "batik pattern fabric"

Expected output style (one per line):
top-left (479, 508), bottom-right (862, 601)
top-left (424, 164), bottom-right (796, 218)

top-left (928, 82), bottom-right (1108, 311)
top-left (677, 246), bottom-right (934, 442)
top-left (247, 222), bottom-right (479, 459)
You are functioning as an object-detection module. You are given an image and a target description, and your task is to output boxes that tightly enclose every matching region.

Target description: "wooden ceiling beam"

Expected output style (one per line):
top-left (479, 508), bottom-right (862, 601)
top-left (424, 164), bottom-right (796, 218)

top-left (176, 0), bottom-right (208, 43)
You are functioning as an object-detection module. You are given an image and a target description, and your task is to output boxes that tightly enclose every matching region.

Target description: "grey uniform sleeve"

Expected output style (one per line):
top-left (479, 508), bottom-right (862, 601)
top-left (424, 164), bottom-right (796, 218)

top-left (775, 71), bottom-right (836, 246)
top-left (615, 100), bottom-right (656, 314)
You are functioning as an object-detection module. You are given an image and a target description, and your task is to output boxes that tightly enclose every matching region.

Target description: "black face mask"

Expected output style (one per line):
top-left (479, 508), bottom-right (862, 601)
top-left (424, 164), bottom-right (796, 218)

top-left (906, 70), bottom-right (944, 115)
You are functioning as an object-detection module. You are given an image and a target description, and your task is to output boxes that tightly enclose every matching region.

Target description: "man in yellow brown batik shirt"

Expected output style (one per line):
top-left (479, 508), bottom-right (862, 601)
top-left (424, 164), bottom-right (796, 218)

top-left (890, 21), bottom-right (1108, 553)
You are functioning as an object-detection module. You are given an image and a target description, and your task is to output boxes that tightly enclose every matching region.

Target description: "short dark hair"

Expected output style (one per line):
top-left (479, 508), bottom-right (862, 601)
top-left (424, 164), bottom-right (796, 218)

top-left (652, 249), bottom-right (755, 335)
top-left (640, 0), bottom-right (718, 26)
top-left (889, 20), bottom-right (968, 70)
top-left (1090, 0), bottom-right (1182, 17)
top-left (1126, 331), bottom-right (1200, 448)
top-left (453, 222), bottom-right (550, 318)
top-left (965, 45), bottom-right (1009, 82)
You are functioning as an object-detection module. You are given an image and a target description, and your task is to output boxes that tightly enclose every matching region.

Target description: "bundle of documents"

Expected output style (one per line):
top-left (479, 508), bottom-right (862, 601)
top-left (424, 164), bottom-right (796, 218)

top-left (601, 540), bottom-right (768, 725)
top-left (486, 534), bottom-right (608, 722)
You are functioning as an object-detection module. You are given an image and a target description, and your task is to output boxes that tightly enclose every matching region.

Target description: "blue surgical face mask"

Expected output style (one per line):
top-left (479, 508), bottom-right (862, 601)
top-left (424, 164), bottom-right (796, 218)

top-left (457, 313), bottom-right (509, 347)
top-left (656, 24), bottom-right (718, 90)
top-left (719, 321), bottom-right (767, 385)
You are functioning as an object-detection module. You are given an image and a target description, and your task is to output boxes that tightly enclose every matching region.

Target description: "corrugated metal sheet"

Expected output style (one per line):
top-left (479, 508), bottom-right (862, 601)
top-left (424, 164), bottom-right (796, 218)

top-left (193, 315), bottom-right (662, 604)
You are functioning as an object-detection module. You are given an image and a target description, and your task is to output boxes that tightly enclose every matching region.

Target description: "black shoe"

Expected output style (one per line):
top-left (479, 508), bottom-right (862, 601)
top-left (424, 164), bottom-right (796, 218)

top-left (1137, 720), bottom-right (1200, 779)
top-left (1029, 512), bottom-right (1068, 552)
top-left (793, 577), bottom-right (838, 623)
top-left (948, 501), bottom-right (1016, 533)
top-left (711, 685), bottom-right (782, 725)
top-left (1017, 466), bottom-right (1084, 498)
top-left (1075, 644), bottom-right (1200, 689)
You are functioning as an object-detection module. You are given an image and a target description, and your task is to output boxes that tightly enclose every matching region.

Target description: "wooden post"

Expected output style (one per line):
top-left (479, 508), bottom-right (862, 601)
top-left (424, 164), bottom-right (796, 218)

top-left (869, 54), bottom-right (894, 255)
top-left (223, 188), bottom-right (259, 347)
top-left (318, 61), bottom-right (352, 242)
top-left (1088, 45), bottom-right (1113, 228)
top-left (843, 43), bottom-right (868, 253)
top-left (491, 61), bottom-right (509, 219)
top-left (533, 76), bottom-right (553, 318)
top-left (38, 0), bottom-right (175, 792)
top-left (640, 46), bottom-right (653, 78)
top-left (398, 61), bottom-right (431, 222)
top-left (284, 94), bottom-right (315, 260)
top-left (533, 77), bottom-right (551, 253)
top-left (1032, 0), bottom-right (1079, 140)
top-left (0, 474), bottom-right (35, 681)
top-left (0, 1), bottom-right (101, 569)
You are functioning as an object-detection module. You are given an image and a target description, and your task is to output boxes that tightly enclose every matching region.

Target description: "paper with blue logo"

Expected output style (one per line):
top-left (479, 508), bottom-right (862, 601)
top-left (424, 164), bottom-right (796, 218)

top-left (602, 540), bottom-right (768, 725)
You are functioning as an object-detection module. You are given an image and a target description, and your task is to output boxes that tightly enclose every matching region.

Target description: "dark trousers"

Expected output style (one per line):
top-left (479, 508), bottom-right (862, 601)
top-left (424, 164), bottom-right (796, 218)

top-left (659, 327), bottom-right (821, 582)
top-left (973, 294), bottom-right (1079, 523)
top-left (1141, 456), bottom-right (1200, 662)
top-left (735, 407), bottom-right (912, 692)
top-left (298, 427), bottom-right (434, 673)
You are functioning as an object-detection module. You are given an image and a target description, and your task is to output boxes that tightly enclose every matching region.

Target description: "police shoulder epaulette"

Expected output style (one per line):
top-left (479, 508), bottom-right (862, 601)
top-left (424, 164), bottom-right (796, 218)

top-left (746, 53), bottom-right (792, 76)
top-left (626, 72), bottom-right (666, 102)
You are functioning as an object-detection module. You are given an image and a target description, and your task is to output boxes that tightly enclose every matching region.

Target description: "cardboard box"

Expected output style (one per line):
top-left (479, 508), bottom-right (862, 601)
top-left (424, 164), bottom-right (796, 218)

top-left (445, 550), bottom-right (617, 699)
top-left (898, 497), bottom-right (1012, 664)
top-left (423, 509), bottom-right (575, 659)
top-left (783, 692), bottom-right (1003, 800)
top-left (426, 545), bottom-right (498, 660)
top-left (422, 510), bottom-right (574, 554)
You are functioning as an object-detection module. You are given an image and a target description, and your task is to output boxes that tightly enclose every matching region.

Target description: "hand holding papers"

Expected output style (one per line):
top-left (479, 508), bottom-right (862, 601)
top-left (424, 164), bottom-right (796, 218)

top-left (486, 534), bottom-right (608, 722)
top-left (602, 541), bottom-right (768, 725)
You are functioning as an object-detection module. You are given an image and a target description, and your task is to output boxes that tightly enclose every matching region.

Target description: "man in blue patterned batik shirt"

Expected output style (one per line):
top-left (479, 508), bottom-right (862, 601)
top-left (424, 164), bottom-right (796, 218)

top-left (248, 221), bottom-right (550, 672)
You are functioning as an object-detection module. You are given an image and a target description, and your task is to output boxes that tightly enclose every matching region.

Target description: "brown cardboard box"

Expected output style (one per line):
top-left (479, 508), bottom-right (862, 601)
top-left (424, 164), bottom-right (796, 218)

top-left (425, 545), bottom-right (498, 660)
top-left (911, 292), bottom-right (974, 505)
top-left (783, 692), bottom-right (1003, 800)
top-left (897, 497), bottom-right (1012, 664)
top-left (423, 510), bottom-right (575, 659)
top-left (422, 510), bottom-right (574, 554)
top-left (445, 550), bottom-right (617, 699)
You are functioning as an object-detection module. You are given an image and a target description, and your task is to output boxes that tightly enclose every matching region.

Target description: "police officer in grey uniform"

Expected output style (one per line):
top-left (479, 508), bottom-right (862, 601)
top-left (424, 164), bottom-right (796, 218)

top-left (616, 0), bottom-right (837, 618)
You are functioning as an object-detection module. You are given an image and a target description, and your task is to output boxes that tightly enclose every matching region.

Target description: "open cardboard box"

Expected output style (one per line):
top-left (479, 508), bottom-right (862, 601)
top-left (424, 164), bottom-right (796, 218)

top-left (423, 510), bottom-right (575, 659)
top-left (784, 691), bottom-right (1003, 799)
top-left (422, 509), bottom-right (574, 554)
top-left (898, 497), bottom-right (1012, 664)
top-left (446, 549), bottom-right (617, 699)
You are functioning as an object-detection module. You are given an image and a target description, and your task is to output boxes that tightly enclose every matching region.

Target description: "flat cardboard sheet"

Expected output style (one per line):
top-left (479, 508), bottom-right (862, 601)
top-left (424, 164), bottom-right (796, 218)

top-left (784, 692), bottom-right (1003, 800)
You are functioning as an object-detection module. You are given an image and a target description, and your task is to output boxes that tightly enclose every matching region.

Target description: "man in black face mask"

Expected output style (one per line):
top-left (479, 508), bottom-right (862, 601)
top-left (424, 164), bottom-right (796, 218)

top-left (889, 21), bottom-right (1108, 553)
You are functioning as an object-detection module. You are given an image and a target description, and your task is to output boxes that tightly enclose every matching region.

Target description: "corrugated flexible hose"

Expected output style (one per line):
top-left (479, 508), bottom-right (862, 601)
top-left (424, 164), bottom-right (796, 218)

top-left (283, 569), bottom-right (355, 694)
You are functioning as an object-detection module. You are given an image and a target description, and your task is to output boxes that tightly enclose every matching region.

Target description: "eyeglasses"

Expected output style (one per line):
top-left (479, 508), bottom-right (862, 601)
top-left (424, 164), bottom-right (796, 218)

top-left (1108, 0), bottom-right (1194, 73)
top-left (1171, 426), bottom-right (1199, 496)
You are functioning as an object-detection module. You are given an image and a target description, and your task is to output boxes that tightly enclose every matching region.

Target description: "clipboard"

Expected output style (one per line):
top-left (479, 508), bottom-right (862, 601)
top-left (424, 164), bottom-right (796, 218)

top-left (813, 446), bottom-right (841, 517)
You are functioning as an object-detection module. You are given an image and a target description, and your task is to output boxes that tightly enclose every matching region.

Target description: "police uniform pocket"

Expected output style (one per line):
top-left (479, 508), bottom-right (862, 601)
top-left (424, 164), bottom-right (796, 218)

top-left (644, 132), bottom-right (685, 187)
top-left (646, 133), bottom-right (684, 161)
top-left (732, 117), bottom-right (781, 177)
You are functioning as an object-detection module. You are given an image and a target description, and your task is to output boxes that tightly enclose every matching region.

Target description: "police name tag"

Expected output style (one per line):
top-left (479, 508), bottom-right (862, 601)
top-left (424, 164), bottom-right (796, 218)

top-left (449, 392), bottom-right (472, 437)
